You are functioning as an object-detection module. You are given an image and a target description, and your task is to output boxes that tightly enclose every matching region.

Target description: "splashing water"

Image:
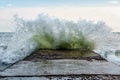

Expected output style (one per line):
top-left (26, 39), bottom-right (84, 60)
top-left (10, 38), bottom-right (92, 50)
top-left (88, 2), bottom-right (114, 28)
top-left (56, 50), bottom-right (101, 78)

top-left (0, 14), bottom-right (120, 65)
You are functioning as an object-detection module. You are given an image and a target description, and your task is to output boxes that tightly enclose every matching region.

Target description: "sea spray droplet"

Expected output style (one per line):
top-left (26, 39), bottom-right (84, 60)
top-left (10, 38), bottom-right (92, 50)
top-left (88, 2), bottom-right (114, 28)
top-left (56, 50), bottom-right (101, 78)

top-left (0, 14), bottom-right (120, 65)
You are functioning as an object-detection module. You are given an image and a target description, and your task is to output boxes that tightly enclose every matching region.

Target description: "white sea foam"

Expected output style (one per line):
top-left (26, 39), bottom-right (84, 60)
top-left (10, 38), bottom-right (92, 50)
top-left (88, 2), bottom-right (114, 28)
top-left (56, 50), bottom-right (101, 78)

top-left (0, 14), bottom-right (120, 65)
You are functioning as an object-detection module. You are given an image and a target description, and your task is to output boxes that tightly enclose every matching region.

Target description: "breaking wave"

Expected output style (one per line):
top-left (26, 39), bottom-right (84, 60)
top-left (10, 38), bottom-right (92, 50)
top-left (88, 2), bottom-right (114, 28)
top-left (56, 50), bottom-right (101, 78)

top-left (0, 14), bottom-right (120, 65)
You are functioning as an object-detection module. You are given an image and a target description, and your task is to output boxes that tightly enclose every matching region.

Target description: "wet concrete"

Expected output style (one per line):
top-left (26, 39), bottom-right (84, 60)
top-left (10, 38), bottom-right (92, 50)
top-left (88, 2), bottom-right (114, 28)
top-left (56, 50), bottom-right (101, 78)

top-left (0, 50), bottom-right (119, 80)
top-left (0, 50), bottom-right (98, 71)
top-left (24, 50), bottom-right (103, 61)
top-left (0, 63), bottom-right (12, 72)
top-left (0, 60), bottom-right (120, 76)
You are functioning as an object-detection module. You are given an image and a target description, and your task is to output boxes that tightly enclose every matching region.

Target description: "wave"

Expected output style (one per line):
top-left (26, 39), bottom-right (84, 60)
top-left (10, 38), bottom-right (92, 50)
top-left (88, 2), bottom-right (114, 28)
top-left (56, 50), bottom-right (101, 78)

top-left (0, 14), bottom-right (120, 65)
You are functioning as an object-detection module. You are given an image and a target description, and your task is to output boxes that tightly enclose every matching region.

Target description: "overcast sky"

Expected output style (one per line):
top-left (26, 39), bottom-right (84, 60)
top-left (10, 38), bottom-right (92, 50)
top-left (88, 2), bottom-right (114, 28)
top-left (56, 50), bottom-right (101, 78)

top-left (0, 0), bottom-right (120, 32)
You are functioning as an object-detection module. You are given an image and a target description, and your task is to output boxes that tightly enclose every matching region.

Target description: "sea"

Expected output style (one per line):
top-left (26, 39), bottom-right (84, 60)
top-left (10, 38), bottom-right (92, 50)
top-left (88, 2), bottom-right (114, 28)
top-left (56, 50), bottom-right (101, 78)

top-left (0, 14), bottom-right (120, 66)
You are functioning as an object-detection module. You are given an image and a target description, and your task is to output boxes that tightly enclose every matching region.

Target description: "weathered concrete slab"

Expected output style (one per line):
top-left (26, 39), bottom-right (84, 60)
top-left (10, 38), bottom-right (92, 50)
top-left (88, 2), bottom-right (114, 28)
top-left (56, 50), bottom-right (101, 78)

top-left (0, 60), bottom-right (120, 76)
top-left (0, 75), bottom-right (120, 80)
top-left (0, 63), bottom-right (13, 72)
top-left (0, 76), bottom-right (109, 80)
top-left (0, 77), bottom-right (82, 80)
top-left (0, 77), bottom-right (51, 80)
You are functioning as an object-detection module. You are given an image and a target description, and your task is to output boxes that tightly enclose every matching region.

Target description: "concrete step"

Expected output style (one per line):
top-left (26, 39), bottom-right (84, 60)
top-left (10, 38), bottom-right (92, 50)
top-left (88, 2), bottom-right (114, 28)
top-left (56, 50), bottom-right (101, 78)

top-left (0, 60), bottom-right (120, 76)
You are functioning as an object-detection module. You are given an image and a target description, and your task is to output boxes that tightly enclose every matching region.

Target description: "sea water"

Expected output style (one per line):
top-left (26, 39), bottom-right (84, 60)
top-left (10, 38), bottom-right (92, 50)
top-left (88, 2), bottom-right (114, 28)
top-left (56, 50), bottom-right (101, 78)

top-left (0, 14), bottom-right (120, 65)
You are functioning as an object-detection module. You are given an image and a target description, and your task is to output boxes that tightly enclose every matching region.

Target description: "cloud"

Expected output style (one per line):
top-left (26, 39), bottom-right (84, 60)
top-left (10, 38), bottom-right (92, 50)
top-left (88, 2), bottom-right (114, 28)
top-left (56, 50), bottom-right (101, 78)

top-left (7, 3), bottom-right (12, 7)
top-left (108, 0), bottom-right (119, 4)
top-left (0, 3), bottom-right (13, 9)
top-left (0, 6), bottom-right (4, 8)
